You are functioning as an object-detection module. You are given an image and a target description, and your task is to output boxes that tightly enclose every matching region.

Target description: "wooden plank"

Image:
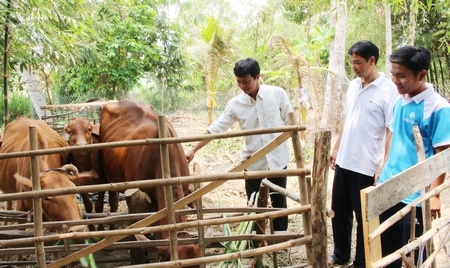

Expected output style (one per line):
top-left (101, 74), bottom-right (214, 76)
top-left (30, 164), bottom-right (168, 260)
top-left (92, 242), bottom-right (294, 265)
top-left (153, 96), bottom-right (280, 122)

top-left (363, 147), bottom-right (450, 221)
top-left (361, 186), bottom-right (382, 267)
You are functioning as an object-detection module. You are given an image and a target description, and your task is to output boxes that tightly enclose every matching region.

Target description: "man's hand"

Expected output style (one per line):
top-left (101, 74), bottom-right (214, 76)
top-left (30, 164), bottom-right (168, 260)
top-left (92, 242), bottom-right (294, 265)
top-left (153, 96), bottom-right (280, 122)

top-left (186, 150), bottom-right (195, 164)
top-left (329, 150), bottom-right (338, 170)
top-left (430, 195), bottom-right (441, 220)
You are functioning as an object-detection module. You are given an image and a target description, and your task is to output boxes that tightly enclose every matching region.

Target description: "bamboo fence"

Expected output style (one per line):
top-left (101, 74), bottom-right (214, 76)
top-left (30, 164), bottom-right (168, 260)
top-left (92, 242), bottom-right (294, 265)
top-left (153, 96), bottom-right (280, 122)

top-left (0, 113), bottom-right (332, 268)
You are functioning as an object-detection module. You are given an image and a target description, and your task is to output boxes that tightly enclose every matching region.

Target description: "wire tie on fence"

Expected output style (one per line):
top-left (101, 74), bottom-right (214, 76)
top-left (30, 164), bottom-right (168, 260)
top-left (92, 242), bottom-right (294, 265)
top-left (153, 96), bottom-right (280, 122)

top-left (243, 170), bottom-right (249, 181)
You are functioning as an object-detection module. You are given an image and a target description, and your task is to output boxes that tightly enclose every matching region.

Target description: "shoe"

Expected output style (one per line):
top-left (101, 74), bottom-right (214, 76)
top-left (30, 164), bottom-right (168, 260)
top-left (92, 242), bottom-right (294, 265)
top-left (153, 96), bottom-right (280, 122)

top-left (328, 256), bottom-right (352, 266)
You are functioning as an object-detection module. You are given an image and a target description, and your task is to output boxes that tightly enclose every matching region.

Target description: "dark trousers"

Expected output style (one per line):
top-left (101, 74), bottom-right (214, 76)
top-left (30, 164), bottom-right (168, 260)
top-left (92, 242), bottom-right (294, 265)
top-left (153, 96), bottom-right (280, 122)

top-left (331, 165), bottom-right (374, 267)
top-left (380, 202), bottom-right (424, 268)
top-left (245, 167), bottom-right (288, 232)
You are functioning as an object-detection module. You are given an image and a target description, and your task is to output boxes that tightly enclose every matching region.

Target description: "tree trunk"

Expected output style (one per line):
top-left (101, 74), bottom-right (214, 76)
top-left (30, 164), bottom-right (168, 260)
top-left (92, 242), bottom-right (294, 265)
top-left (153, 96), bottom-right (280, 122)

top-left (22, 67), bottom-right (49, 122)
top-left (385, 0), bottom-right (393, 78)
top-left (319, 0), bottom-right (348, 133)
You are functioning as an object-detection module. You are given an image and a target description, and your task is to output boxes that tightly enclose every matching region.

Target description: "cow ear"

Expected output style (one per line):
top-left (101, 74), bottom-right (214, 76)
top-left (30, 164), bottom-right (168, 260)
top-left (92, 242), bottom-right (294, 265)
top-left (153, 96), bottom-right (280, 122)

top-left (92, 124), bottom-right (100, 136)
top-left (70, 169), bottom-right (99, 186)
top-left (14, 173), bottom-right (33, 192)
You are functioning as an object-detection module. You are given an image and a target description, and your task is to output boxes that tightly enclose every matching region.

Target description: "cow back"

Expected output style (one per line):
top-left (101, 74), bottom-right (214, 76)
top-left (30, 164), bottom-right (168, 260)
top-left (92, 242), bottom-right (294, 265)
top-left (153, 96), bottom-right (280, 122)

top-left (99, 100), bottom-right (190, 228)
top-left (0, 118), bottom-right (68, 195)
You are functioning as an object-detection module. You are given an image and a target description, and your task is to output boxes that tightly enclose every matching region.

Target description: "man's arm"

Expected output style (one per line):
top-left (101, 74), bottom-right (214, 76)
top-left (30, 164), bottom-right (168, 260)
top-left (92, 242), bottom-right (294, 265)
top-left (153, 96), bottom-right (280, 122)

top-left (186, 130), bottom-right (212, 163)
top-left (329, 124), bottom-right (344, 170)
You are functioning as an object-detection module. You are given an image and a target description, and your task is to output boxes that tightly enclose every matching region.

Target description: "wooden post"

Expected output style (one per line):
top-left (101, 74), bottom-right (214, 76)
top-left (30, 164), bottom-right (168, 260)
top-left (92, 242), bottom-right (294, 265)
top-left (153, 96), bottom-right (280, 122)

top-left (288, 113), bottom-right (312, 264)
top-left (30, 126), bottom-right (46, 267)
top-left (158, 116), bottom-right (178, 261)
top-left (361, 186), bottom-right (382, 267)
top-left (256, 185), bottom-right (269, 239)
top-left (310, 131), bottom-right (330, 266)
top-left (192, 162), bottom-right (206, 268)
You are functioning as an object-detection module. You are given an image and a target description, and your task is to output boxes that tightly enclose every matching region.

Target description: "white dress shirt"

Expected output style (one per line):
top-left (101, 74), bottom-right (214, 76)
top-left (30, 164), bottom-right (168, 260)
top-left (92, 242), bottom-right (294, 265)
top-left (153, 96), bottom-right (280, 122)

top-left (207, 85), bottom-right (293, 171)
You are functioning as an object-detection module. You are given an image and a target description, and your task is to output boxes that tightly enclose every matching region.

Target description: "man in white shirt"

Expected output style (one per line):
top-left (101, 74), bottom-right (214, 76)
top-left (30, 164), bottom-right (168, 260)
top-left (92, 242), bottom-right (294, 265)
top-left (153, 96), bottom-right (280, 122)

top-left (186, 58), bottom-right (293, 232)
top-left (328, 41), bottom-right (398, 267)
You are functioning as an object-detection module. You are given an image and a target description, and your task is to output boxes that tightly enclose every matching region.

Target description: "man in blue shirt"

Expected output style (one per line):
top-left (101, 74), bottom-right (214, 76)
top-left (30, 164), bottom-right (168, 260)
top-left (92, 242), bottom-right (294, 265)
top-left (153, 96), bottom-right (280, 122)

top-left (378, 46), bottom-right (450, 267)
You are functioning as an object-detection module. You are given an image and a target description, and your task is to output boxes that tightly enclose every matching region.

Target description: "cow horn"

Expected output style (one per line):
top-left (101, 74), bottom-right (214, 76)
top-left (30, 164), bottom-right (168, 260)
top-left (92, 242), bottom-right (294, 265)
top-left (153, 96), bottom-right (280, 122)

top-left (61, 164), bottom-right (79, 176)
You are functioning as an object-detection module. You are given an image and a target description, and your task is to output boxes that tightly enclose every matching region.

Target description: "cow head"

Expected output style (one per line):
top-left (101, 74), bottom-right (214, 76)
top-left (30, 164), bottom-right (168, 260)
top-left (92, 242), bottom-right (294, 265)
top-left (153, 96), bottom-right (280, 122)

top-left (13, 164), bottom-right (92, 233)
top-left (134, 226), bottom-right (214, 267)
top-left (64, 118), bottom-right (98, 147)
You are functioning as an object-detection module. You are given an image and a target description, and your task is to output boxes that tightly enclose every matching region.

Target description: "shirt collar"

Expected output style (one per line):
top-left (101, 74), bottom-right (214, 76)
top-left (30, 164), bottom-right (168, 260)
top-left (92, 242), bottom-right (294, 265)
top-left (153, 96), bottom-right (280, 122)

top-left (409, 83), bottom-right (434, 104)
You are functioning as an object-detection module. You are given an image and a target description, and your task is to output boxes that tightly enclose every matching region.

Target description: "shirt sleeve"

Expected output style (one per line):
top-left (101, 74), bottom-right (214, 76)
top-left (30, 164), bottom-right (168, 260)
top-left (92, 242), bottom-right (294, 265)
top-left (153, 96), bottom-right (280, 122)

top-left (207, 100), bottom-right (237, 134)
top-left (280, 89), bottom-right (294, 125)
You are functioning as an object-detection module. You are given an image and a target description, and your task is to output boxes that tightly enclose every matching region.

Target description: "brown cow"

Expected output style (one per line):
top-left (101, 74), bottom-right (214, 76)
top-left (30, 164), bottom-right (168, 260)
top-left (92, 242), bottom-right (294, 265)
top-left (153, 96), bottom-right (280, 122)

top-left (0, 118), bottom-right (88, 232)
top-left (0, 118), bottom-right (68, 210)
top-left (64, 118), bottom-right (119, 223)
top-left (99, 99), bottom-right (197, 261)
top-left (14, 164), bottom-right (93, 232)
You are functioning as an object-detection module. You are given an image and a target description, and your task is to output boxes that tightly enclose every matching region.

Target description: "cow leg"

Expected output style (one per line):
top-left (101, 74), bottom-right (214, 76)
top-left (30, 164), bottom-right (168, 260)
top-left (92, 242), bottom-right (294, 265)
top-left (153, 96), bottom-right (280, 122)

top-left (108, 191), bottom-right (119, 230)
top-left (80, 193), bottom-right (96, 231)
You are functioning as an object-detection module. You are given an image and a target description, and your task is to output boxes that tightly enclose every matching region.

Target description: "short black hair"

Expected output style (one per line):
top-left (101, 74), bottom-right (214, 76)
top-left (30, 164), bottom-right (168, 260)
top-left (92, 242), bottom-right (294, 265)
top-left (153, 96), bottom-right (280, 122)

top-left (348, 40), bottom-right (379, 64)
top-left (233, 58), bottom-right (260, 78)
top-left (389, 46), bottom-right (431, 76)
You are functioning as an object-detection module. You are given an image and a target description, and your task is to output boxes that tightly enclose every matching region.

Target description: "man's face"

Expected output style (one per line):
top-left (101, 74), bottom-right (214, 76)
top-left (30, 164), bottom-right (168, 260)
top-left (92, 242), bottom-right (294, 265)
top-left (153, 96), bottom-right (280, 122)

top-left (390, 63), bottom-right (426, 97)
top-left (349, 54), bottom-right (375, 79)
top-left (236, 74), bottom-right (260, 96)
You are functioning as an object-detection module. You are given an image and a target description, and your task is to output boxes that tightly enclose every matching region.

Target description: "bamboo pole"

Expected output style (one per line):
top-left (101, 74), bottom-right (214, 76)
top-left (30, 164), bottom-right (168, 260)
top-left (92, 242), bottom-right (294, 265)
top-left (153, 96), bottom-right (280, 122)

top-left (29, 126), bottom-right (46, 268)
top-left (0, 169), bottom-right (309, 203)
top-left (369, 180), bottom-right (450, 241)
top-left (0, 207), bottom-right (287, 232)
top-left (0, 126), bottom-right (305, 160)
top-left (413, 125), bottom-right (434, 267)
top-left (371, 215), bottom-right (450, 268)
top-left (310, 131), bottom-right (330, 267)
top-left (47, 131), bottom-right (293, 268)
top-left (158, 115), bottom-right (178, 261)
top-left (288, 113), bottom-right (312, 265)
top-left (120, 236), bottom-right (313, 268)
top-left (0, 232), bottom-right (304, 257)
top-left (192, 163), bottom-right (206, 266)
top-left (3, 204), bottom-right (310, 249)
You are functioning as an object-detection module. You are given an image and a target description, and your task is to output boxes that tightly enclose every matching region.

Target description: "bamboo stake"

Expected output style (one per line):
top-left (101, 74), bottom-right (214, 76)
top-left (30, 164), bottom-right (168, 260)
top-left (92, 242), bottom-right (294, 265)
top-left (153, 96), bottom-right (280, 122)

top-left (288, 113), bottom-right (312, 265)
top-left (47, 131), bottom-right (292, 268)
top-left (29, 126), bottom-right (46, 268)
top-left (192, 163), bottom-right (206, 266)
top-left (158, 115), bottom-right (178, 261)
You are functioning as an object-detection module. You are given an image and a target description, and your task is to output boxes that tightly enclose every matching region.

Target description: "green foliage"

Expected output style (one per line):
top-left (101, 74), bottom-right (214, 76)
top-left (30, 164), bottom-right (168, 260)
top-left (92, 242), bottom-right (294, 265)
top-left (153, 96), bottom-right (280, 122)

top-left (57, 0), bottom-right (186, 100)
top-left (0, 92), bottom-right (32, 126)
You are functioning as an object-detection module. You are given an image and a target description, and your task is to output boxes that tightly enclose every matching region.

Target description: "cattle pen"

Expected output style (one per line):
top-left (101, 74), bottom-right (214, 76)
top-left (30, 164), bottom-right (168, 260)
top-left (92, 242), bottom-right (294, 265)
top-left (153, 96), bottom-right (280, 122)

top-left (0, 111), bottom-right (333, 267)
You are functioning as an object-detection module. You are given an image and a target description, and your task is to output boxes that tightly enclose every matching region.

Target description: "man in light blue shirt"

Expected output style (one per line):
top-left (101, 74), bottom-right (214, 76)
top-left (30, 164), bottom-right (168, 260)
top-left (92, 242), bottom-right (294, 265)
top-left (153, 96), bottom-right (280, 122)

top-left (186, 58), bottom-right (293, 232)
top-left (378, 46), bottom-right (450, 267)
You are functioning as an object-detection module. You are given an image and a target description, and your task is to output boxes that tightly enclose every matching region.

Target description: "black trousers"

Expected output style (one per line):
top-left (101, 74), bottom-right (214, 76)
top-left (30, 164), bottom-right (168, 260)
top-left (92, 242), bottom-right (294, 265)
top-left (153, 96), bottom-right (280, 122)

top-left (245, 167), bottom-right (288, 232)
top-left (331, 165), bottom-right (374, 267)
top-left (380, 202), bottom-right (424, 268)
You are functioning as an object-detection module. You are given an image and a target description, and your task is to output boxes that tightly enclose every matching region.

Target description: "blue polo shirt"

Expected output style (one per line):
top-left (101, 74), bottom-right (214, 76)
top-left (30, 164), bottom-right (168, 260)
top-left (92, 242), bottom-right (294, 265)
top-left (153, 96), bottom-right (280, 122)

top-left (378, 83), bottom-right (450, 204)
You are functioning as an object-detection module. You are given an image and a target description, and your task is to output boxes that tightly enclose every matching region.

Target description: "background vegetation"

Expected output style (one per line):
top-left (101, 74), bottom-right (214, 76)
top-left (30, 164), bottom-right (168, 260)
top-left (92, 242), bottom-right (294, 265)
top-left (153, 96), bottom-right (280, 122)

top-left (1, 0), bottom-right (449, 131)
